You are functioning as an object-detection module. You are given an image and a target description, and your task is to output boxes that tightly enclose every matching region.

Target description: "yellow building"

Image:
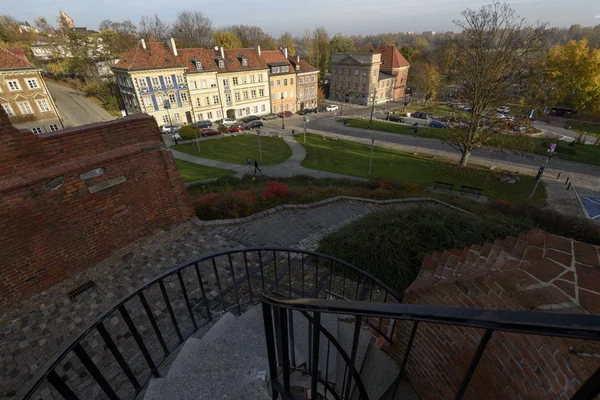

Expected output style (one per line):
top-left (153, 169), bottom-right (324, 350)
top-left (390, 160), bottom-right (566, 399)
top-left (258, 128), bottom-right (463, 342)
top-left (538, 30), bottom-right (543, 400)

top-left (260, 48), bottom-right (297, 114)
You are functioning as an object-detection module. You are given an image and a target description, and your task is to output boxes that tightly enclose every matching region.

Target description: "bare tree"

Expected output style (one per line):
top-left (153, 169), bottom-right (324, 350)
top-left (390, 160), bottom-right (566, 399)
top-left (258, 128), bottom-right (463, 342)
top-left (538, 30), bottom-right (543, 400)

top-left (229, 25), bottom-right (276, 49)
top-left (172, 10), bottom-right (212, 48)
top-left (138, 14), bottom-right (170, 41)
top-left (448, 2), bottom-right (547, 166)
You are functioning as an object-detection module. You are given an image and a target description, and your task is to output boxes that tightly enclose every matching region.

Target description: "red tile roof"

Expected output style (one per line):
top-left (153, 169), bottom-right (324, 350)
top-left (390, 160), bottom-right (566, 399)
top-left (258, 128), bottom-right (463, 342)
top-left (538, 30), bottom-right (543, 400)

top-left (287, 56), bottom-right (319, 73)
top-left (177, 48), bottom-right (217, 72)
top-left (222, 48), bottom-right (267, 72)
top-left (113, 42), bottom-right (185, 71)
top-left (0, 47), bottom-right (34, 70)
top-left (260, 50), bottom-right (291, 65)
top-left (374, 46), bottom-right (410, 69)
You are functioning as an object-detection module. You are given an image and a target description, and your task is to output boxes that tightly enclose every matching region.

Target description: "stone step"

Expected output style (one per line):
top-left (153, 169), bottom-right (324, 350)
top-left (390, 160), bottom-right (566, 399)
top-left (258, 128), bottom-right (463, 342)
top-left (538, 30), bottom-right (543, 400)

top-left (293, 310), bottom-right (339, 382)
top-left (334, 318), bottom-right (372, 393)
top-left (380, 378), bottom-right (421, 400)
top-left (352, 343), bottom-right (401, 400)
top-left (144, 368), bottom-right (270, 400)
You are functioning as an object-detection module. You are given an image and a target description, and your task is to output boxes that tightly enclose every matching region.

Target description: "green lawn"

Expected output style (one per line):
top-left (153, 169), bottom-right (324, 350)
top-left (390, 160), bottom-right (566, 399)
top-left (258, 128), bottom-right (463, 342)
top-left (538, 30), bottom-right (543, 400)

top-left (174, 159), bottom-right (235, 182)
top-left (565, 121), bottom-right (600, 137)
top-left (296, 133), bottom-right (546, 204)
top-left (345, 118), bottom-right (446, 140)
top-left (171, 134), bottom-right (292, 166)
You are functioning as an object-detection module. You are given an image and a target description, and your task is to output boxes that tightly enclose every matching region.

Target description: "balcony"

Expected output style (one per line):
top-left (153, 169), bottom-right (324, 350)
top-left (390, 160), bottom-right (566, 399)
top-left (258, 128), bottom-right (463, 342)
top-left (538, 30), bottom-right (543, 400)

top-left (22, 247), bottom-right (600, 400)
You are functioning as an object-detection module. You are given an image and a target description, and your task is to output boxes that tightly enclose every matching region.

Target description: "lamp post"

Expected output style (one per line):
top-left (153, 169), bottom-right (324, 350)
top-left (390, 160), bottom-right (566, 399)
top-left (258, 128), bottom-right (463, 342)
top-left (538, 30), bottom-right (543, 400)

top-left (257, 129), bottom-right (262, 162)
top-left (369, 83), bottom-right (377, 125)
top-left (368, 136), bottom-right (375, 176)
top-left (530, 144), bottom-right (556, 199)
top-left (281, 93), bottom-right (285, 130)
top-left (303, 116), bottom-right (309, 144)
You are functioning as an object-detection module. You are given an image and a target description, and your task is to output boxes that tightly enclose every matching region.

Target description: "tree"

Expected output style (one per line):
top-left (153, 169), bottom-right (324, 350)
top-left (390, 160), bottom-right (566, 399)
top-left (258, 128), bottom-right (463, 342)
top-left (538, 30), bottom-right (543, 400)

top-left (279, 32), bottom-right (296, 56)
top-left (99, 19), bottom-right (137, 35)
top-left (330, 34), bottom-right (354, 54)
top-left (212, 30), bottom-right (242, 49)
top-left (171, 10), bottom-right (212, 48)
top-left (305, 27), bottom-right (329, 80)
top-left (546, 39), bottom-right (600, 114)
top-left (399, 45), bottom-right (414, 63)
top-left (138, 14), bottom-right (170, 41)
top-left (447, 2), bottom-right (547, 166)
top-left (408, 61), bottom-right (441, 104)
top-left (229, 25), bottom-right (276, 49)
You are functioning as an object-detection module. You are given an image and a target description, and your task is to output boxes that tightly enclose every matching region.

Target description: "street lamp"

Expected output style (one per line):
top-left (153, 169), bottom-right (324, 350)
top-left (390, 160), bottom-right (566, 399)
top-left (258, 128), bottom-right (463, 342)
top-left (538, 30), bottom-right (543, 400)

top-left (368, 136), bottom-right (375, 176)
top-left (303, 116), bottom-right (309, 144)
top-left (257, 129), bottom-right (262, 162)
top-left (281, 93), bottom-right (285, 130)
top-left (369, 84), bottom-right (377, 125)
top-left (530, 144), bottom-right (556, 199)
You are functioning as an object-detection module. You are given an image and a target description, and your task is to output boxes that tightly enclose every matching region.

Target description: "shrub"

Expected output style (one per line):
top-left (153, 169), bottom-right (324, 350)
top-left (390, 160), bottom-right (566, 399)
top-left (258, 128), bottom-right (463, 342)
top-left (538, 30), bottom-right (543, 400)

top-left (378, 180), bottom-right (393, 191)
top-left (194, 191), bottom-right (257, 220)
top-left (263, 181), bottom-right (289, 198)
top-left (179, 125), bottom-right (201, 140)
top-left (402, 182), bottom-right (423, 195)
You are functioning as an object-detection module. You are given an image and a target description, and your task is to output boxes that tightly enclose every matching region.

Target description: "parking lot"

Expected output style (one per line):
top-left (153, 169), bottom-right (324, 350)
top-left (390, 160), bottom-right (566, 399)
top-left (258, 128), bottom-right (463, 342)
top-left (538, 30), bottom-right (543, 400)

top-left (580, 194), bottom-right (600, 221)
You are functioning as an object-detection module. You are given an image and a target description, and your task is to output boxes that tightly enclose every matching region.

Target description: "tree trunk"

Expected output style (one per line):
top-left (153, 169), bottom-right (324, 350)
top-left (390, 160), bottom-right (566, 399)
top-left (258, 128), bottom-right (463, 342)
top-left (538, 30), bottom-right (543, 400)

top-left (459, 149), bottom-right (471, 167)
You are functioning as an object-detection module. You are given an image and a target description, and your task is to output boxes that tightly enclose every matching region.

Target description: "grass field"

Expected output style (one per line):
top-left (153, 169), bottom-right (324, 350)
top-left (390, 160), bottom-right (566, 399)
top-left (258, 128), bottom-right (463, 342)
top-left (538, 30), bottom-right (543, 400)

top-left (171, 134), bottom-right (292, 166)
top-left (174, 159), bottom-right (235, 182)
top-left (566, 120), bottom-right (600, 137)
top-left (296, 133), bottom-right (546, 204)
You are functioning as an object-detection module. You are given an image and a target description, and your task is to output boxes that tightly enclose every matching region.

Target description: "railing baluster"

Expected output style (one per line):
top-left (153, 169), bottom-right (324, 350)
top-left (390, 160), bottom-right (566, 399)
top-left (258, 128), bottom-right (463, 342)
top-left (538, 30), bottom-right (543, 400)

top-left (378, 290), bottom-right (389, 332)
top-left (138, 292), bottom-right (169, 355)
top-left (193, 262), bottom-right (212, 321)
top-left (273, 250), bottom-right (279, 292)
top-left (261, 302), bottom-right (279, 400)
top-left (325, 340), bottom-right (331, 384)
top-left (243, 251), bottom-right (254, 300)
top-left (454, 329), bottom-right (493, 400)
top-left (177, 270), bottom-right (198, 330)
top-left (344, 316), bottom-right (362, 400)
top-left (47, 370), bottom-right (79, 400)
top-left (571, 366), bottom-right (600, 400)
top-left (391, 321), bottom-right (419, 399)
top-left (328, 259), bottom-right (334, 295)
top-left (288, 310), bottom-right (297, 368)
top-left (301, 254), bottom-right (305, 297)
top-left (279, 307), bottom-right (291, 394)
top-left (73, 343), bottom-right (119, 400)
top-left (311, 312), bottom-right (321, 399)
top-left (211, 257), bottom-right (226, 311)
top-left (342, 265), bottom-right (347, 297)
top-left (159, 280), bottom-right (183, 343)
top-left (273, 302), bottom-right (284, 365)
top-left (307, 317), bottom-right (312, 374)
top-left (119, 305), bottom-right (160, 377)
top-left (228, 253), bottom-right (241, 314)
top-left (287, 252), bottom-right (293, 298)
top-left (97, 322), bottom-right (141, 392)
top-left (314, 256), bottom-right (319, 298)
top-left (258, 250), bottom-right (265, 291)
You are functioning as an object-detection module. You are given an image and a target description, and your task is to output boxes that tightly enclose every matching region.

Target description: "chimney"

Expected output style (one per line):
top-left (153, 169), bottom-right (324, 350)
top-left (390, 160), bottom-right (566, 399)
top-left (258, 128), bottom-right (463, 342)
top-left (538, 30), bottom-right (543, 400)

top-left (296, 55), bottom-right (300, 63)
top-left (219, 46), bottom-right (225, 58)
top-left (166, 37), bottom-right (178, 56)
top-left (282, 47), bottom-right (288, 59)
top-left (256, 45), bottom-right (261, 56)
top-left (138, 38), bottom-right (146, 50)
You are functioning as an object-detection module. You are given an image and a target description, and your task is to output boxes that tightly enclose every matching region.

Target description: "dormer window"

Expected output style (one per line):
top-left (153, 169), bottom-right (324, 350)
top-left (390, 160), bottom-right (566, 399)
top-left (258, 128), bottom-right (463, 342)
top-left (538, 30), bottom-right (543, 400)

top-left (273, 67), bottom-right (280, 73)
top-left (241, 57), bottom-right (248, 67)
top-left (282, 66), bottom-right (289, 73)
top-left (218, 60), bottom-right (225, 68)
top-left (195, 61), bottom-right (202, 70)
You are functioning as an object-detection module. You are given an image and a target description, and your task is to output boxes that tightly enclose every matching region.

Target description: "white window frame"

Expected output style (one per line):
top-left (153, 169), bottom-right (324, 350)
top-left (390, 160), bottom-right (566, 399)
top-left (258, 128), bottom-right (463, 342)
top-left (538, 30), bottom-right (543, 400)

top-left (233, 77), bottom-right (239, 85)
top-left (173, 112), bottom-right (180, 121)
top-left (284, 79), bottom-right (288, 86)
top-left (258, 74), bottom-right (263, 82)
top-left (195, 61), bottom-right (202, 70)
top-left (201, 80), bottom-right (207, 88)
top-left (225, 93), bottom-right (232, 103)
top-left (277, 80), bottom-right (281, 86)
top-left (18, 101), bottom-right (33, 115)
top-left (7, 80), bottom-right (21, 91)
top-left (250, 75), bottom-right (255, 83)
top-left (197, 112), bottom-right (204, 120)
top-left (253, 106), bottom-right (258, 113)
top-left (180, 92), bottom-right (188, 102)
top-left (197, 98), bottom-right (202, 106)
top-left (151, 77), bottom-right (160, 87)
top-left (209, 80), bottom-right (217, 88)
top-left (168, 93), bottom-right (177, 105)
top-left (156, 95), bottom-right (164, 106)
top-left (164, 76), bottom-right (173, 86)
top-left (213, 95), bottom-right (220, 104)
top-left (191, 80), bottom-right (198, 89)
top-left (251, 90), bottom-right (257, 98)
top-left (2, 104), bottom-right (15, 117)
top-left (261, 104), bottom-right (266, 112)
top-left (205, 96), bottom-right (211, 105)
top-left (235, 92), bottom-right (241, 101)
top-left (259, 89), bottom-right (265, 97)
top-left (207, 111), bottom-right (213, 119)
top-left (49, 124), bottom-right (59, 131)
top-left (162, 115), bottom-right (169, 123)
top-left (137, 78), bottom-right (148, 88)
top-left (26, 78), bottom-right (40, 89)
top-left (216, 110), bottom-right (222, 118)
top-left (223, 78), bottom-right (229, 87)
top-left (176, 75), bottom-right (184, 85)
top-left (299, 88), bottom-right (304, 96)
top-left (31, 127), bottom-right (42, 134)
top-left (299, 77), bottom-right (304, 84)
top-left (243, 91), bottom-right (248, 100)
top-left (143, 97), bottom-right (152, 107)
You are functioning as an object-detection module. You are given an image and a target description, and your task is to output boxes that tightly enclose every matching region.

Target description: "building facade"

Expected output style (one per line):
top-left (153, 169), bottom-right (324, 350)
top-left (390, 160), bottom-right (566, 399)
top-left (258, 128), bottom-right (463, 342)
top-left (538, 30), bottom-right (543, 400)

top-left (260, 49), bottom-right (297, 114)
top-left (0, 47), bottom-right (62, 133)
top-left (329, 46), bottom-right (410, 105)
top-left (288, 55), bottom-right (319, 110)
top-left (112, 39), bottom-right (270, 126)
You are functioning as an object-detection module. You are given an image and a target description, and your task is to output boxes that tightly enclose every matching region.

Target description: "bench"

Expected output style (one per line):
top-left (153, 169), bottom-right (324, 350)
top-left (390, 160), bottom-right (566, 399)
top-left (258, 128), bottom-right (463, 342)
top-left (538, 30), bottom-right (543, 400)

top-left (433, 181), bottom-right (455, 192)
top-left (460, 185), bottom-right (484, 198)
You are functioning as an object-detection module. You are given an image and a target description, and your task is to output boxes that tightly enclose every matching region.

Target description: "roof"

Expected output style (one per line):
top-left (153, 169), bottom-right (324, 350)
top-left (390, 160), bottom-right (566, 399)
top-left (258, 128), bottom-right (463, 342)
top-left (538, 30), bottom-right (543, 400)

top-left (331, 53), bottom-right (377, 65)
top-left (287, 56), bottom-right (319, 73)
top-left (222, 48), bottom-right (267, 72)
top-left (177, 48), bottom-right (217, 72)
top-left (260, 50), bottom-right (292, 66)
top-left (374, 46), bottom-right (410, 69)
top-left (0, 47), bottom-right (34, 70)
top-left (113, 42), bottom-right (186, 71)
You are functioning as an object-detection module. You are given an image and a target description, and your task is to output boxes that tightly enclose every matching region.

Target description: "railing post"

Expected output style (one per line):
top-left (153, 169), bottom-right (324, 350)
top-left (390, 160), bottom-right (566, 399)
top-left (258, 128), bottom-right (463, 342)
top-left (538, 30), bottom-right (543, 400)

top-left (392, 321), bottom-right (419, 399)
top-left (311, 312), bottom-right (321, 400)
top-left (344, 316), bottom-right (363, 399)
top-left (278, 307), bottom-right (291, 394)
top-left (262, 302), bottom-right (280, 400)
top-left (454, 329), bottom-right (493, 400)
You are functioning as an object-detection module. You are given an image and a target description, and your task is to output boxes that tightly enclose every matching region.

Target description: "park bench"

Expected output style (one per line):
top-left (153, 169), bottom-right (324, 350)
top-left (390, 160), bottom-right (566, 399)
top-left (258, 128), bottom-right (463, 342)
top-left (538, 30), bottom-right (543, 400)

top-left (433, 181), bottom-right (455, 192)
top-left (460, 185), bottom-right (484, 198)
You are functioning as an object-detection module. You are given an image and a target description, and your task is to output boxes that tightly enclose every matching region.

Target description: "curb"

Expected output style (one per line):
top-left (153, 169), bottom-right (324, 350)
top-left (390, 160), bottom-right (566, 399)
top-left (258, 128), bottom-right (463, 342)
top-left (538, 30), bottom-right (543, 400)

top-left (572, 185), bottom-right (592, 220)
top-left (191, 196), bottom-right (472, 227)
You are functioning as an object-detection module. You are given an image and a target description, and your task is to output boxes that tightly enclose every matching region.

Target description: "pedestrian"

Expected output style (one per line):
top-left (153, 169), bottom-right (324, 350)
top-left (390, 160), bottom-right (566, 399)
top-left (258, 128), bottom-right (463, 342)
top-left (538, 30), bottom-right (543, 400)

top-left (413, 122), bottom-right (418, 138)
top-left (246, 158), bottom-right (252, 174)
top-left (254, 159), bottom-right (262, 174)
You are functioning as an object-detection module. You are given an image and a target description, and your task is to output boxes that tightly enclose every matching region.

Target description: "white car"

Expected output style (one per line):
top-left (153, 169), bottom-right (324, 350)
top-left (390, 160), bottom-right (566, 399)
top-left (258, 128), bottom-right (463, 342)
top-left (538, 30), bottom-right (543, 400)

top-left (326, 105), bottom-right (339, 112)
top-left (161, 125), bottom-right (181, 134)
top-left (222, 118), bottom-right (237, 126)
top-left (497, 106), bottom-right (510, 114)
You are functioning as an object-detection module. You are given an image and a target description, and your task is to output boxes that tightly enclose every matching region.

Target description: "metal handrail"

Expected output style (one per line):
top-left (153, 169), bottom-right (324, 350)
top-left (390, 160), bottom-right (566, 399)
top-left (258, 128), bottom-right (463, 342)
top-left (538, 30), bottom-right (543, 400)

top-left (22, 248), bottom-right (400, 400)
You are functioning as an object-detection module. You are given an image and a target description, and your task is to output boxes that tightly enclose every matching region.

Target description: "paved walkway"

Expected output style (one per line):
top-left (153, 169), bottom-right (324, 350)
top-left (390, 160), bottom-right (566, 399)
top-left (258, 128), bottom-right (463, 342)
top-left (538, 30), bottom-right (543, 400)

top-left (46, 81), bottom-right (116, 128)
top-left (0, 198), bottom-right (430, 399)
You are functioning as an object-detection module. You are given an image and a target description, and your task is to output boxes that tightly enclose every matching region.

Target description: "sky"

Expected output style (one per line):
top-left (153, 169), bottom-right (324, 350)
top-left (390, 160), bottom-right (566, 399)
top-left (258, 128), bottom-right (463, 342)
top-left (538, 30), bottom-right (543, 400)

top-left (4, 0), bottom-right (599, 36)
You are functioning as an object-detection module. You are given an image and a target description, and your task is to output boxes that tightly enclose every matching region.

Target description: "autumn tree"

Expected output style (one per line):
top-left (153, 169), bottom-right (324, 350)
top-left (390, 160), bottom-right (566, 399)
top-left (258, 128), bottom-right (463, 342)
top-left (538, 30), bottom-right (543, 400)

top-left (330, 34), bottom-right (354, 54)
top-left (305, 27), bottom-right (329, 80)
top-left (171, 10), bottom-right (213, 48)
top-left (447, 2), bottom-right (547, 166)
top-left (229, 25), bottom-right (276, 49)
top-left (408, 61), bottom-right (441, 104)
top-left (279, 32), bottom-right (296, 55)
top-left (212, 30), bottom-right (242, 49)
top-left (98, 19), bottom-right (137, 59)
top-left (138, 14), bottom-right (170, 41)
top-left (546, 39), bottom-right (600, 115)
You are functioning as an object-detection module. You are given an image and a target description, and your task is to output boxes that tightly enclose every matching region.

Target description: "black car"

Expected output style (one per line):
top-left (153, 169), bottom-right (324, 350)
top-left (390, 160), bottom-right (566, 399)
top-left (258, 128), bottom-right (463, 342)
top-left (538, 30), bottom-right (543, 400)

top-left (193, 120), bottom-right (212, 128)
top-left (386, 114), bottom-right (404, 123)
top-left (242, 115), bottom-right (261, 123)
top-left (412, 111), bottom-right (431, 119)
top-left (298, 109), bottom-right (314, 115)
top-left (246, 120), bottom-right (264, 129)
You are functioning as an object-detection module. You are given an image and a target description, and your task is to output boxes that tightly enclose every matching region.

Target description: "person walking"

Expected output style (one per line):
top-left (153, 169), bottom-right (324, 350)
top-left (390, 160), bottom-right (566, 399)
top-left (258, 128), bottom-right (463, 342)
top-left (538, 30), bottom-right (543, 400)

top-left (413, 122), bottom-right (418, 138)
top-left (246, 158), bottom-right (252, 174)
top-left (254, 159), bottom-right (262, 174)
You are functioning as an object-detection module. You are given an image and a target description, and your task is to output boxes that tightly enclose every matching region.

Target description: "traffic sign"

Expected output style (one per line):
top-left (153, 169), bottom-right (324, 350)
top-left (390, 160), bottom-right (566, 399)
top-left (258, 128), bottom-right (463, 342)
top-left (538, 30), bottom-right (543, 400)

top-left (550, 143), bottom-right (557, 152)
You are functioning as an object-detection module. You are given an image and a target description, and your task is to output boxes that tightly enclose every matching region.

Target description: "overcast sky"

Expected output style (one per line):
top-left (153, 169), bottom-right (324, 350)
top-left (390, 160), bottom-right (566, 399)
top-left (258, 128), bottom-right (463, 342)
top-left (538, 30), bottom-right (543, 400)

top-left (5, 0), bottom-right (599, 36)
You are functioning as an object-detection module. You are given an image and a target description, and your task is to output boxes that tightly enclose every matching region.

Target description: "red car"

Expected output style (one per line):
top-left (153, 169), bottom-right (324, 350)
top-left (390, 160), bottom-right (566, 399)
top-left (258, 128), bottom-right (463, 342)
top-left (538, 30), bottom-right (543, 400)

top-left (227, 124), bottom-right (245, 133)
top-left (278, 111), bottom-right (293, 118)
top-left (201, 128), bottom-right (220, 137)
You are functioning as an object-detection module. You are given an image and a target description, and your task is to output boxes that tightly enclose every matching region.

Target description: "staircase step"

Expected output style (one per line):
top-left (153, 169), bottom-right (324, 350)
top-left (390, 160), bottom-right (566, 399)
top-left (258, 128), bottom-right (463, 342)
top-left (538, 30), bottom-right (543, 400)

top-left (293, 311), bottom-right (339, 382)
top-left (334, 319), bottom-right (372, 392)
top-left (144, 368), bottom-right (270, 400)
top-left (381, 378), bottom-right (421, 400)
top-left (352, 343), bottom-right (401, 400)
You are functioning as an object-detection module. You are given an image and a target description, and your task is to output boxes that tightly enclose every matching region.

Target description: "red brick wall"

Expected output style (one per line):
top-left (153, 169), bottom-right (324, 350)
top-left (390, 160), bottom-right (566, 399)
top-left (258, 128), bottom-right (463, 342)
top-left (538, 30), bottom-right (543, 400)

top-left (0, 109), bottom-right (193, 308)
top-left (386, 230), bottom-right (600, 399)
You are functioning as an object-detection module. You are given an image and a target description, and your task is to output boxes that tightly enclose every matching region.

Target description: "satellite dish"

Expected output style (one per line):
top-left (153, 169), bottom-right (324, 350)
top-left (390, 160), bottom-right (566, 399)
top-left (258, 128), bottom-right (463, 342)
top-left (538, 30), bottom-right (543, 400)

top-left (214, 46), bottom-right (219, 51)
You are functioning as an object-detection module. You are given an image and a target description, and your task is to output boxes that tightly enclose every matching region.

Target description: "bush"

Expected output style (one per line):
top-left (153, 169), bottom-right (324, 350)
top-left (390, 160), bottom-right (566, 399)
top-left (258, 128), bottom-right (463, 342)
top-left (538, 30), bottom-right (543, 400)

top-left (194, 191), bottom-right (257, 220)
top-left (179, 125), bottom-right (201, 140)
top-left (263, 181), bottom-right (289, 198)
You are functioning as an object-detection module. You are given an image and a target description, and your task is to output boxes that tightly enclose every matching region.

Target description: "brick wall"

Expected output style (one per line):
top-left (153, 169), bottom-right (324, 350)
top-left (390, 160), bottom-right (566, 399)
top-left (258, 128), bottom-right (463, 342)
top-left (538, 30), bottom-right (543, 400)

top-left (0, 109), bottom-right (193, 308)
top-left (387, 230), bottom-right (600, 399)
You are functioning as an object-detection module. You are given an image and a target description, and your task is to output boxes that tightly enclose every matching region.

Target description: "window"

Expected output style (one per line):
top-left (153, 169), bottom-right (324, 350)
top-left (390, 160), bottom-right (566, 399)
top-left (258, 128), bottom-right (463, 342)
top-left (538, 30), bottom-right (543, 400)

top-left (195, 61), bottom-right (202, 70)
top-left (292, 104), bottom-right (295, 112)
top-left (285, 104), bottom-right (289, 111)
top-left (225, 93), bottom-right (231, 103)
top-left (197, 98), bottom-right (202, 106)
top-left (290, 90), bottom-right (294, 97)
top-left (197, 113), bottom-right (203, 120)
top-left (355, 70), bottom-right (358, 76)
top-left (258, 74), bottom-right (263, 82)
top-left (152, 77), bottom-right (159, 87)
top-left (283, 91), bottom-right (287, 99)
top-left (162, 115), bottom-right (169, 123)
top-left (138, 78), bottom-right (147, 88)
top-left (216, 110), bottom-right (222, 118)
top-left (253, 106), bottom-right (258, 113)
top-left (271, 94), bottom-right (275, 101)
top-left (251, 90), bottom-right (257, 98)
top-left (173, 113), bottom-right (180, 121)
top-left (49, 124), bottom-right (59, 131)
top-left (24, 78), bottom-right (39, 89)
top-left (209, 80), bottom-right (216, 88)
top-left (250, 75), bottom-right (255, 83)
top-left (261, 104), bottom-right (266, 112)
top-left (2, 104), bottom-right (14, 117)
top-left (207, 111), bottom-right (213, 119)
top-left (176, 75), bottom-right (184, 85)
top-left (235, 92), bottom-right (241, 101)
top-left (273, 106), bottom-right (277, 113)
top-left (180, 92), bottom-right (188, 102)
top-left (291, 78), bottom-right (294, 85)
top-left (18, 101), bottom-right (33, 115)
top-left (169, 93), bottom-right (177, 105)
top-left (299, 77), bottom-right (304, 84)
top-left (213, 95), bottom-right (220, 104)
top-left (243, 91), bottom-right (248, 100)
top-left (233, 77), bottom-right (239, 85)
top-left (31, 127), bottom-right (42, 134)
top-left (259, 89), bottom-right (265, 97)
top-left (242, 76), bottom-right (247, 84)
top-left (299, 88), bottom-right (304, 96)
top-left (7, 80), bottom-right (21, 91)
top-left (279, 105), bottom-right (283, 112)
top-left (273, 67), bottom-right (280, 73)
top-left (284, 79), bottom-right (288, 86)
top-left (156, 95), bottom-right (164, 106)
top-left (284, 66), bottom-right (289, 73)
top-left (311, 76), bottom-right (315, 82)
top-left (205, 96), bottom-right (211, 105)
top-left (190, 80), bottom-right (197, 89)
top-left (218, 60), bottom-right (225, 68)
top-left (241, 57), bottom-right (248, 67)
top-left (277, 80), bottom-right (281, 86)
top-left (37, 99), bottom-right (51, 112)
top-left (270, 81), bottom-right (274, 87)
top-left (246, 107), bottom-right (250, 114)
top-left (143, 97), bottom-right (152, 107)
top-left (199, 80), bottom-right (206, 89)
top-left (311, 87), bottom-right (316, 95)
top-left (164, 76), bottom-right (172, 86)
top-left (223, 78), bottom-right (229, 87)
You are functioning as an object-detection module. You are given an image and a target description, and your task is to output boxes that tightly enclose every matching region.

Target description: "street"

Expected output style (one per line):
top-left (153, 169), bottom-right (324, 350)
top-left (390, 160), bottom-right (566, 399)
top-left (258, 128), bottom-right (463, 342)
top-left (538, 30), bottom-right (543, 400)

top-left (46, 80), bottom-right (116, 128)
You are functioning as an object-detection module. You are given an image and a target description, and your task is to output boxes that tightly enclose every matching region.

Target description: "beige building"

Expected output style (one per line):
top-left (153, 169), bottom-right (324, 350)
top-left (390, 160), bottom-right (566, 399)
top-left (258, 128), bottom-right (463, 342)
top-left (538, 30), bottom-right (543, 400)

top-left (260, 49), bottom-right (297, 114)
top-left (0, 47), bottom-right (62, 133)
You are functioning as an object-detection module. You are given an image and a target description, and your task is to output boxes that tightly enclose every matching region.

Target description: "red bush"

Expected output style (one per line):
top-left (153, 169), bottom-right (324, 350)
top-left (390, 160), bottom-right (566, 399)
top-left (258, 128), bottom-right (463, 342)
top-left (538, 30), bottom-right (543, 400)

top-left (262, 181), bottom-right (289, 198)
top-left (378, 180), bottom-right (393, 190)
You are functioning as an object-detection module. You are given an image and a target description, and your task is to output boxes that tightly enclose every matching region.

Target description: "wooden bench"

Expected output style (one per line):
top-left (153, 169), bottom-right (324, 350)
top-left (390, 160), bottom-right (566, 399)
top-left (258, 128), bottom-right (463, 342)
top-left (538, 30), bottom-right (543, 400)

top-left (434, 181), bottom-right (455, 192)
top-left (460, 185), bottom-right (484, 198)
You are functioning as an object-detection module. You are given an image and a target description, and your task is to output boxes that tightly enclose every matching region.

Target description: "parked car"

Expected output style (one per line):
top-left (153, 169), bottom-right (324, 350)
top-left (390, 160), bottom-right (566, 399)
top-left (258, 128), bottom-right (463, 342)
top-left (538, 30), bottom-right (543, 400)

top-left (386, 114), bottom-right (404, 123)
top-left (325, 105), bottom-right (339, 112)
top-left (221, 118), bottom-right (238, 126)
top-left (242, 115), bottom-right (260, 123)
top-left (193, 120), bottom-right (212, 128)
top-left (429, 120), bottom-right (448, 129)
top-left (412, 112), bottom-right (429, 119)
top-left (298, 109), bottom-right (313, 115)
top-left (496, 113), bottom-right (506, 120)
top-left (497, 106), bottom-right (510, 114)
top-left (278, 111), bottom-right (293, 118)
top-left (247, 120), bottom-right (264, 129)
top-left (227, 124), bottom-right (245, 133)
top-left (201, 128), bottom-right (220, 137)
top-left (161, 125), bottom-right (181, 134)
top-left (261, 113), bottom-right (279, 120)
top-left (313, 107), bottom-right (326, 113)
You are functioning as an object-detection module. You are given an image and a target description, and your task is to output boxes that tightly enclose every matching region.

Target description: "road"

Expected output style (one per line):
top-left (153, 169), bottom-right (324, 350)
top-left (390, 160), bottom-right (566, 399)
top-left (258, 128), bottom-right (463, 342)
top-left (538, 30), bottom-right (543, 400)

top-left (46, 80), bottom-right (116, 128)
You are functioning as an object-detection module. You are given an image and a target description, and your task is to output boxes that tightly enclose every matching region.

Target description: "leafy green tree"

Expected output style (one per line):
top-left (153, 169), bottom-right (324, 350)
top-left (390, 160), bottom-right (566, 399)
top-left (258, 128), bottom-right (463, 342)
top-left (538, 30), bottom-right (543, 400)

top-left (212, 30), bottom-right (242, 49)
top-left (279, 32), bottom-right (296, 56)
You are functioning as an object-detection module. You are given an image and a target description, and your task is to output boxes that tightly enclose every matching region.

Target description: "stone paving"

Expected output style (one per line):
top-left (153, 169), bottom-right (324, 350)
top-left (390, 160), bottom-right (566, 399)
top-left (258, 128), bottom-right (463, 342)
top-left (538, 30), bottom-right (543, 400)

top-left (0, 198), bottom-right (429, 399)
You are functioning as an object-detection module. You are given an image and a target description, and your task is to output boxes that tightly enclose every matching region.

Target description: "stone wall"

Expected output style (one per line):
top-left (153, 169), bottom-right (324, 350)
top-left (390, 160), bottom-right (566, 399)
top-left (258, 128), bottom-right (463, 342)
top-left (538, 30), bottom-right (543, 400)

top-left (387, 230), bottom-right (600, 398)
top-left (0, 109), bottom-right (193, 308)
